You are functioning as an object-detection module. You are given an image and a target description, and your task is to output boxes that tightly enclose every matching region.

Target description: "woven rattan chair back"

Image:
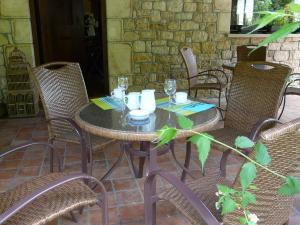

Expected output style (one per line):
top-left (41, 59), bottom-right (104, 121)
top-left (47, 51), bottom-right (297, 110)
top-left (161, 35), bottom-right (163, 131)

top-left (223, 117), bottom-right (300, 225)
top-left (32, 62), bottom-right (89, 141)
top-left (237, 45), bottom-right (267, 62)
top-left (225, 61), bottom-right (290, 133)
top-left (180, 47), bottom-right (199, 87)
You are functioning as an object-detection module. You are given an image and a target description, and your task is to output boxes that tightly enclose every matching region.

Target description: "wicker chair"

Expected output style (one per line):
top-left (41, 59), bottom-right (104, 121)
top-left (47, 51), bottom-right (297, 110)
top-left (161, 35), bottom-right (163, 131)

top-left (278, 73), bottom-right (300, 119)
top-left (180, 47), bottom-right (229, 107)
top-left (0, 142), bottom-right (108, 225)
top-left (237, 45), bottom-right (267, 62)
top-left (31, 62), bottom-right (114, 176)
top-left (145, 117), bottom-right (300, 225)
top-left (181, 62), bottom-right (290, 180)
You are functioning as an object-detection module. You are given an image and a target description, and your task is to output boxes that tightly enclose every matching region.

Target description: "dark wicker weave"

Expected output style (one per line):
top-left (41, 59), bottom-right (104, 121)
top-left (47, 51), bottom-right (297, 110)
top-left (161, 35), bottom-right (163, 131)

top-left (180, 47), bottom-right (229, 107)
top-left (0, 142), bottom-right (108, 225)
top-left (237, 45), bottom-right (267, 62)
top-left (210, 61), bottom-right (290, 150)
top-left (145, 117), bottom-right (300, 225)
top-left (31, 62), bottom-right (114, 174)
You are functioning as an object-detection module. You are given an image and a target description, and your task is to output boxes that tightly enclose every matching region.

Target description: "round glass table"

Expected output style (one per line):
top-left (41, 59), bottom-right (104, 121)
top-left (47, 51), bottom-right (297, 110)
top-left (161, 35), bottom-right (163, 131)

top-left (75, 103), bottom-right (220, 179)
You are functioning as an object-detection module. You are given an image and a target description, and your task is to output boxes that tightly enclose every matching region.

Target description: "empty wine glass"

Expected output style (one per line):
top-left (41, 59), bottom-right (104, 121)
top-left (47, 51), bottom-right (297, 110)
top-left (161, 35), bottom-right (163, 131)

top-left (164, 79), bottom-right (176, 106)
top-left (118, 76), bottom-right (129, 92)
top-left (118, 76), bottom-right (128, 111)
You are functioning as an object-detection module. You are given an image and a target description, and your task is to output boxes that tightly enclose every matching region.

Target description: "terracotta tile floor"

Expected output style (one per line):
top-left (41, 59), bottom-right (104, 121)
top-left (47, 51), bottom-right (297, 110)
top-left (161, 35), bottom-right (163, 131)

top-left (0, 95), bottom-right (299, 225)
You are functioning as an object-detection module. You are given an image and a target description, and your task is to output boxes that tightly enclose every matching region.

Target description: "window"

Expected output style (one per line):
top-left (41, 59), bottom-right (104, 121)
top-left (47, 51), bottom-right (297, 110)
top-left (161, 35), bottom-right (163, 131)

top-left (230, 0), bottom-right (295, 33)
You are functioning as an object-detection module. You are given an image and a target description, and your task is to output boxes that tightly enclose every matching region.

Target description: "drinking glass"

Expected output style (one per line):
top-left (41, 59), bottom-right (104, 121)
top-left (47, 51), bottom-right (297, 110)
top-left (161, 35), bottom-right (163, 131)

top-left (118, 76), bottom-right (128, 111)
top-left (118, 76), bottom-right (129, 93)
top-left (164, 79), bottom-right (176, 106)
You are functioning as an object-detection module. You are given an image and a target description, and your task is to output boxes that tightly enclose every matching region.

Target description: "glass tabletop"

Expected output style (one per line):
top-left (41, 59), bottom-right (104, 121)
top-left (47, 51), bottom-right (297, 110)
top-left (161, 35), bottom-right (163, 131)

top-left (76, 103), bottom-right (219, 141)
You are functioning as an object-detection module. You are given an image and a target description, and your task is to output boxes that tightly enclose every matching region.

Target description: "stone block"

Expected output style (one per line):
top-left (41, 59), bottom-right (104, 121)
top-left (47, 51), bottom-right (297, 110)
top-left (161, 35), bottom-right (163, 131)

top-left (184, 3), bottom-right (197, 12)
top-left (153, 2), bottom-right (166, 11)
top-left (202, 42), bottom-right (216, 54)
top-left (136, 18), bottom-right (149, 30)
top-left (175, 13), bottom-right (193, 20)
top-left (0, 34), bottom-right (9, 45)
top-left (133, 53), bottom-right (152, 62)
top-left (142, 2), bottom-right (153, 10)
top-left (141, 63), bottom-right (157, 73)
top-left (192, 31), bottom-right (208, 42)
top-left (123, 32), bottom-right (139, 41)
top-left (274, 51), bottom-right (289, 61)
top-left (281, 42), bottom-right (298, 50)
top-left (292, 51), bottom-right (300, 60)
top-left (107, 20), bottom-right (122, 41)
top-left (167, 0), bottom-right (183, 12)
top-left (1, 0), bottom-right (30, 17)
top-left (221, 50), bottom-right (232, 60)
top-left (0, 20), bottom-right (11, 33)
top-left (174, 32), bottom-right (185, 42)
top-left (106, 0), bottom-right (131, 18)
top-left (217, 13), bottom-right (231, 33)
top-left (151, 10), bottom-right (161, 22)
top-left (215, 0), bottom-right (232, 12)
top-left (152, 46), bottom-right (169, 55)
top-left (13, 19), bottom-right (32, 44)
top-left (140, 31), bottom-right (156, 40)
top-left (133, 41), bottom-right (146, 52)
top-left (108, 43), bottom-right (131, 75)
top-left (181, 21), bottom-right (199, 30)
top-left (193, 14), bottom-right (203, 23)
top-left (268, 42), bottom-right (281, 50)
top-left (161, 31), bottom-right (173, 40)
top-left (0, 52), bottom-right (4, 66)
top-left (168, 22), bottom-right (180, 30)
top-left (124, 19), bottom-right (135, 30)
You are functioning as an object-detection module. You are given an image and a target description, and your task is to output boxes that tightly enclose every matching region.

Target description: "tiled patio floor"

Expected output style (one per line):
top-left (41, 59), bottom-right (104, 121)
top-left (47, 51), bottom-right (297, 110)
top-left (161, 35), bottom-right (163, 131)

top-left (0, 95), bottom-right (299, 225)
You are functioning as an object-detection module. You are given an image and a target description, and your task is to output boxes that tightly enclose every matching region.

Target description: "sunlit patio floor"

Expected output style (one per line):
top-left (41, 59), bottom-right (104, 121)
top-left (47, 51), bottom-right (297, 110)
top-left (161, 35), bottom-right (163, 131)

top-left (0, 95), bottom-right (299, 225)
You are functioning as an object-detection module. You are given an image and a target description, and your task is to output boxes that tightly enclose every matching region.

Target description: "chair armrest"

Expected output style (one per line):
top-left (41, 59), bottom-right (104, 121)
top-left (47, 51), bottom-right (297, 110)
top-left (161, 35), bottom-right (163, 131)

top-left (249, 118), bottom-right (282, 142)
top-left (145, 170), bottom-right (220, 225)
top-left (0, 142), bottom-right (55, 159)
top-left (198, 69), bottom-right (229, 84)
top-left (0, 173), bottom-right (107, 224)
top-left (189, 73), bottom-right (222, 89)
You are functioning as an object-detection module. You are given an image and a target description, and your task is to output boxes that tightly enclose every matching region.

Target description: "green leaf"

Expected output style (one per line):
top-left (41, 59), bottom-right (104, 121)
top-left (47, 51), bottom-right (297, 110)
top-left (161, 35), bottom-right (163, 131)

top-left (217, 184), bottom-right (235, 195)
top-left (235, 136), bottom-right (255, 149)
top-left (240, 162), bottom-right (257, 192)
top-left (249, 185), bottom-right (259, 190)
top-left (255, 23), bottom-right (300, 50)
top-left (288, 3), bottom-right (300, 13)
top-left (189, 133), bottom-right (214, 171)
top-left (239, 217), bottom-right (248, 225)
top-left (255, 142), bottom-right (271, 166)
top-left (177, 115), bottom-right (194, 130)
top-left (241, 191), bottom-right (257, 208)
top-left (279, 176), bottom-right (300, 196)
top-left (251, 12), bottom-right (287, 33)
top-left (221, 196), bottom-right (237, 215)
top-left (157, 126), bottom-right (177, 147)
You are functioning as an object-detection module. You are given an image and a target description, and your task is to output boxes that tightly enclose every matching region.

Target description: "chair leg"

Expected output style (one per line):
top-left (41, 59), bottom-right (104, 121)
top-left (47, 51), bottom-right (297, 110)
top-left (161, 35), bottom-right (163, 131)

top-left (220, 149), bottom-right (231, 177)
top-left (48, 138), bottom-right (55, 173)
top-left (194, 89), bottom-right (198, 98)
top-left (144, 176), bottom-right (157, 225)
top-left (100, 193), bottom-right (109, 225)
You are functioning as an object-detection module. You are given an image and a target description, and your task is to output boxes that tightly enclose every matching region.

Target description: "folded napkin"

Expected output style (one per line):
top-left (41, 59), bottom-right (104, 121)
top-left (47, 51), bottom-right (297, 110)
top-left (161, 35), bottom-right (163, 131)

top-left (91, 97), bottom-right (123, 110)
top-left (156, 97), bottom-right (215, 116)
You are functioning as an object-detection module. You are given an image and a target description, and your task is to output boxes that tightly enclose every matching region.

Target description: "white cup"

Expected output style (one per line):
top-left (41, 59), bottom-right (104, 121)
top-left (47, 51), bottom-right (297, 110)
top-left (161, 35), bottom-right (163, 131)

top-left (175, 92), bottom-right (188, 104)
top-left (111, 88), bottom-right (123, 99)
top-left (124, 92), bottom-right (140, 110)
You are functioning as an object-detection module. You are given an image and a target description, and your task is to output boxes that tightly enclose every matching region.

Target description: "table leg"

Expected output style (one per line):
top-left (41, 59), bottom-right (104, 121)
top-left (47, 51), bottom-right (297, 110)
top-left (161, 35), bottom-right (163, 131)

top-left (127, 141), bottom-right (150, 179)
top-left (181, 140), bottom-right (191, 182)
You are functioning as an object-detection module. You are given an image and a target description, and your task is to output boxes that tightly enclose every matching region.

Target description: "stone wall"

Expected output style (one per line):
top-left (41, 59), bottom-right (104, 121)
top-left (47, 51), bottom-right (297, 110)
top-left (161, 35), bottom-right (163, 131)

top-left (0, 0), bottom-right (35, 101)
top-left (106, 0), bottom-right (300, 93)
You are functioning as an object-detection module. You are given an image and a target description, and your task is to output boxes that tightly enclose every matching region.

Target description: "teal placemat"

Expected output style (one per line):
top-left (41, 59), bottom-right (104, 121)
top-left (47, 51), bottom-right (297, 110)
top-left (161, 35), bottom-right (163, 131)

top-left (156, 97), bottom-right (215, 116)
top-left (91, 97), bottom-right (123, 110)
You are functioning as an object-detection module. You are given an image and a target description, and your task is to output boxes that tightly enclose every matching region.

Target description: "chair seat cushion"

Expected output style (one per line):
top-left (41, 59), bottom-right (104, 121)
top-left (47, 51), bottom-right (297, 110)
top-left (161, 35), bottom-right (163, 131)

top-left (191, 82), bottom-right (227, 90)
top-left (159, 172), bottom-right (231, 225)
top-left (0, 173), bottom-right (98, 225)
top-left (209, 127), bottom-right (248, 152)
